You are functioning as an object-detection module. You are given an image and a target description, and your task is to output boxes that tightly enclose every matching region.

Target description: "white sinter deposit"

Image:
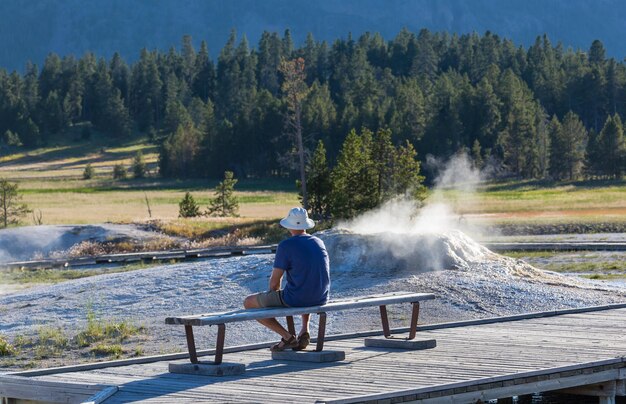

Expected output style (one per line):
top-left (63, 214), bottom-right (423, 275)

top-left (0, 224), bottom-right (176, 263)
top-left (0, 228), bottom-right (624, 358)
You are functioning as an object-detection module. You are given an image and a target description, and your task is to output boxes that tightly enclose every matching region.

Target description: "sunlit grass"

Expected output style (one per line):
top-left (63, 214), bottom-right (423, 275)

top-left (543, 261), bottom-right (626, 273)
top-left (35, 326), bottom-right (68, 359)
top-left (0, 335), bottom-right (16, 356)
top-left (90, 343), bottom-right (124, 358)
top-left (499, 251), bottom-right (559, 259)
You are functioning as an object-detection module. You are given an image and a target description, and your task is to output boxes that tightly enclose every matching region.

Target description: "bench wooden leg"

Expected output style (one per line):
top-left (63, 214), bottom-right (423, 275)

top-left (185, 324), bottom-right (226, 365)
top-left (286, 316), bottom-right (296, 336)
top-left (214, 324), bottom-right (226, 365)
top-left (380, 302), bottom-right (420, 339)
top-left (315, 312), bottom-right (327, 352)
top-left (408, 302), bottom-right (420, 340)
top-left (379, 305), bottom-right (391, 338)
top-left (185, 325), bottom-right (198, 364)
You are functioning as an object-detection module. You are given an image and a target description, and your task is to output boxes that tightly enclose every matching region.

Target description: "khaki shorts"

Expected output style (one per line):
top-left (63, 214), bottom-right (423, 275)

top-left (253, 290), bottom-right (288, 308)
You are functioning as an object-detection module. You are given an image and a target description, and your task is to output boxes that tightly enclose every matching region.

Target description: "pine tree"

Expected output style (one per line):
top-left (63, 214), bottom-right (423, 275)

top-left (371, 128), bottom-right (396, 203)
top-left (390, 78), bottom-right (426, 143)
top-left (83, 164), bottom-right (95, 180)
top-left (0, 178), bottom-right (30, 228)
top-left (548, 116), bottom-right (565, 179)
top-left (597, 114), bottom-right (626, 178)
top-left (178, 192), bottom-right (200, 218)
top-left (392, 141), bottom-right (427, 201)
top-left (132, 151), bottom-right (147, 178)
top-left (207, 171), bottom-right (239, 217)
top-left (2, 130), bottom-right (21, 147)
top-left (550, 111), bottom-right (588, 180)
top-left (306, 140), bottom-right (331, 219)
top-left (159, 125), bottom-right (202, 178)
top-left (471, 139), bottom-right (483, 169)
top-left (330, 129), bottom-right (377, 219)
top-left (112, 164), bottom-right (127, 180)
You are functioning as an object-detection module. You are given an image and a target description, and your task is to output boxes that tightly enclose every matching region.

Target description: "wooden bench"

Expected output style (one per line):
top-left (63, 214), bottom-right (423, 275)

top-left (166, 291), bottom-right (436, 366)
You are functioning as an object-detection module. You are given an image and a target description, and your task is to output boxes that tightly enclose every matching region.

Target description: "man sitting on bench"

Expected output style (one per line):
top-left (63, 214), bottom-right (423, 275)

top-left (244, 207), bottom-right (330, 352)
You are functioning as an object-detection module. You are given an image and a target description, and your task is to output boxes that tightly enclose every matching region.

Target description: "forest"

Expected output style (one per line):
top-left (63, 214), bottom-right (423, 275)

top-left (1, 28), bottom-right (625, 182)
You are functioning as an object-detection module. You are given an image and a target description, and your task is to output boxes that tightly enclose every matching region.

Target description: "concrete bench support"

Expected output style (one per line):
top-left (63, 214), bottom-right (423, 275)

top-left (271, 350), bottom-right (345, 363)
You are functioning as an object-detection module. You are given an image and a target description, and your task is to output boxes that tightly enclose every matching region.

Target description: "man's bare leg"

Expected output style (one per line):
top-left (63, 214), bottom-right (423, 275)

top-left (244, 295), bottom-right (293, 340)
top-left (300, 314), bottom-right (310, 337)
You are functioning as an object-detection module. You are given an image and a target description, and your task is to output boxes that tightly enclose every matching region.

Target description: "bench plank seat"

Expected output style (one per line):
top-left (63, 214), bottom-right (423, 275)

top-left (166, 292), bottom-right (436, 326)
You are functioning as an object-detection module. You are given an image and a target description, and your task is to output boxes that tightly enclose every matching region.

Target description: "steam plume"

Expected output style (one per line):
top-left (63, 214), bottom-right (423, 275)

top-left (342, 151), bottom-right (484, 235)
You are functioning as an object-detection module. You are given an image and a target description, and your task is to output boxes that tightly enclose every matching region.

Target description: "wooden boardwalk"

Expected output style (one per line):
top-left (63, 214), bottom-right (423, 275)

top-left (3, 305), bottom-right (626, 403)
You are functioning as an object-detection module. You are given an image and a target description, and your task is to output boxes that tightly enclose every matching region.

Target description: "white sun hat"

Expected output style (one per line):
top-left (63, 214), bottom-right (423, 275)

top-left (280, 207), bottom-right (315, 230)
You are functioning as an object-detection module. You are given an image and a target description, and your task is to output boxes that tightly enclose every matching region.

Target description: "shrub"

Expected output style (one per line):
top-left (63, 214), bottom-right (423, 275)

top-left (35, 326), bottom-right (67, 358)
top-left (178, 192), bottom-right (201, 218)
top-left (0, 335), bottom-right (16, 356)
top-left (2, 130), bottom-right (22, 146)
top-left (83, 163), bottom-right (95, 180)
top-left (91, 343), bottom-right (123, 358)
top-left (132, 151), bottom-right (147, 178)
top-left (113, 164), bottom-right (127, 180)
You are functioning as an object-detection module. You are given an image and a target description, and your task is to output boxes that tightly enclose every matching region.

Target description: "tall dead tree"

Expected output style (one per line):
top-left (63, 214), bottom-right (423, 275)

top-left (279, 58), bottom-right (310, 209)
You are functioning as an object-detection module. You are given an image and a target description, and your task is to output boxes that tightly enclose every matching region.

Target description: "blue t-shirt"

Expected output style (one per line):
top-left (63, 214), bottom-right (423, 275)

top-left (273, 234), bottom-right (330, 307)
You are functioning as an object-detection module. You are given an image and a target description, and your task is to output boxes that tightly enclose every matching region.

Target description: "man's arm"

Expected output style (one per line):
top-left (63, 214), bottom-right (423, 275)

top-left (269, 267), bottom-right (284, 291)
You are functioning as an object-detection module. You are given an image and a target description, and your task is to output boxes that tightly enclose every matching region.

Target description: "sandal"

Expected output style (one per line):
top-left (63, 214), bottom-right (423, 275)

top-left (293, 332), bottom-right (310, 351)
top-left (270, 335), bottom-right (298, 352)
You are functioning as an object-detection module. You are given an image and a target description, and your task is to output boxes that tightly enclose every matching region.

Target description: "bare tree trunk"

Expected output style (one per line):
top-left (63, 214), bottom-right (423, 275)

top-left (144, 192), bottom-right (152, 218)
top-left (2, 188), bottom-right (7, 228)
top-left (295, 103), bottom-right (308, 209)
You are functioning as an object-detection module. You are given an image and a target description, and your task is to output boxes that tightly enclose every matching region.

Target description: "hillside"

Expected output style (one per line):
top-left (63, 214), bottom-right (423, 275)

top-left (1, 0), bottom-right (625, 71)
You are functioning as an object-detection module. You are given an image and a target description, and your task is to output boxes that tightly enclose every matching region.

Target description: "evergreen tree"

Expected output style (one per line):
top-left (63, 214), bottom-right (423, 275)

top-left (390, 78), bottom-right (426, 143)
top-left (178, 192), bottom-right (200, 218)
top-left (192, 40), bottom-right (215, 102)
top-left (534, 106), bottom-right (551, 179)
top-left (132, 151), bottom-right (147, 178)
top-left (2, 130), bottom-right (21, 147)
top-left (306, 140), bottom-right (331, 219)
top-left (0, 178), bottom-right (30, 228)
top-left (207, 171), bottom-right (239, 217)
top-left (159, 125), bottom-right (202, 177)
top-left (131, 49), bottom-right (163, 131)
top-left (473, 77), bottom-right (502, 150)
top-left (596, 114), bottom-right (626, 178)
top-left (330, 129), bottom-right (377, 219)
top-left (550, 111), bottom-right (588, 180)
top-left (83, 163), bottom-right (95, 180)
top-left (471, 139), bottom-right (483, 169)
top-left (112, 164), bottom-right (127, 180)
top-left (370, 128), bottom-right (396, 203)
top-left (41, 90), bottom-right (66, 134)
top-left (392, 140), bottom-right (427, 201)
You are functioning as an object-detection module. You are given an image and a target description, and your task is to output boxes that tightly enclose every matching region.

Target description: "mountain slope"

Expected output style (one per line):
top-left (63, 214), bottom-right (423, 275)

top-left (1, 0), bottom-right (625, 71)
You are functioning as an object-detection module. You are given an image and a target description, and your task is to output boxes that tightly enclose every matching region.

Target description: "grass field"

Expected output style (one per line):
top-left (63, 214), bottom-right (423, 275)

top-left (437, 180), bottom-right (626, 225)
top-left (0, 135), bottom-right (299, 224)
top-left (500, 250), bottom-right (626, 280)
top-left (1, 135), bottom-right (625, 227)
